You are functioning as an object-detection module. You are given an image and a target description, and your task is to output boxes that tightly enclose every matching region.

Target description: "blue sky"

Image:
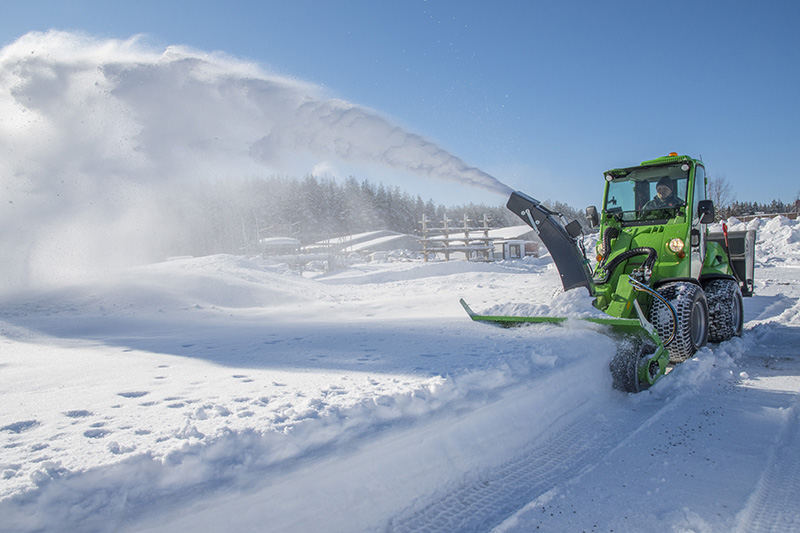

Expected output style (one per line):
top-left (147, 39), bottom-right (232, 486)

top-left (1, 0), bottom-right (798, 208)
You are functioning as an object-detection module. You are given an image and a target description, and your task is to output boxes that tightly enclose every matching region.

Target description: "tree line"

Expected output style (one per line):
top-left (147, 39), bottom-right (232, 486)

top-left (707, 175), bottom-right (798, 220)
top-left (171, 174), bottom-right (534, 257)
top-left (716, 199), bottom-right (798, 220)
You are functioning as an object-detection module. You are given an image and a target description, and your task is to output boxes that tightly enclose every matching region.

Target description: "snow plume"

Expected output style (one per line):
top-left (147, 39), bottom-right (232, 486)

top-left (0, 30), bottom-right (512, 291)
top-left (252, 98), bottom-right (514, 194)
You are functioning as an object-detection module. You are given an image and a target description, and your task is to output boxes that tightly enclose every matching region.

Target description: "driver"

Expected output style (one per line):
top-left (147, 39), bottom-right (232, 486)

top-left (643, 177), bottom-right (682, 209)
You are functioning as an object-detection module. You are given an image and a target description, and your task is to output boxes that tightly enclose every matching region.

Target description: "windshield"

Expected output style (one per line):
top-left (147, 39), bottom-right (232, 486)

top-left (604, 163), bottom-right (689, 222)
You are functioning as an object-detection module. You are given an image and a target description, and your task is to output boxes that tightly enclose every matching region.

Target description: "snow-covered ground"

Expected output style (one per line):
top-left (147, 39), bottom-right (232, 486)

top-left (2, 215), bottom-right (800, 532)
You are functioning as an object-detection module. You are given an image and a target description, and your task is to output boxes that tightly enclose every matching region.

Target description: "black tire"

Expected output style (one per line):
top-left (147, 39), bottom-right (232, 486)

top-left (610, 340), bottom-right (657, 393)
top-left (649, 282), bottom-right (709, 364)
top-left (705, 278), bottom-right (744, 342)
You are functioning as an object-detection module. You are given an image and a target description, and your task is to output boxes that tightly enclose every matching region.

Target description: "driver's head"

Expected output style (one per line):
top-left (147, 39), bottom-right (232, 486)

top-left (656, 177), bottom-right (674, 197)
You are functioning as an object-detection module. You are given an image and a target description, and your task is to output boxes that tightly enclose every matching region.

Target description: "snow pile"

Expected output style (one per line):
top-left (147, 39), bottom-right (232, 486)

top-left (712, 216), bottom-right (762, 233)
top-left (753, 216), bottom-right (800, 265)
top-left (482, 285), bottom-right (607, 320)
top-left (711, 216), bottom-right (800, 266)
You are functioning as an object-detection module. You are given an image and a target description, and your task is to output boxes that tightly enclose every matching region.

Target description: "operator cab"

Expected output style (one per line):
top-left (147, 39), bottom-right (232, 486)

top-left (602, 163), bottom-right (689, 225)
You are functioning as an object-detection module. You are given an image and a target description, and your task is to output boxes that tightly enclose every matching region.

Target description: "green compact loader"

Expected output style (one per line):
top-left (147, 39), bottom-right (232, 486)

top-left (462, 153), bottom-right (756, 392)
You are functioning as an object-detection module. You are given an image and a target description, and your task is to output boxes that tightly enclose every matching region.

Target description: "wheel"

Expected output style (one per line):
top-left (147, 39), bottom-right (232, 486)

top-left (649, 282), bottom-right (709, 364)
top-left (704, 278), bottom-right (744, 342)
top-left (610, 339), bottom-right (658, 393)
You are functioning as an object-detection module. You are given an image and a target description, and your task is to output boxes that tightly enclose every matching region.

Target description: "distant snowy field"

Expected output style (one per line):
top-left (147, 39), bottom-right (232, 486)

top-left (2, 215), bottom-right (800, 532)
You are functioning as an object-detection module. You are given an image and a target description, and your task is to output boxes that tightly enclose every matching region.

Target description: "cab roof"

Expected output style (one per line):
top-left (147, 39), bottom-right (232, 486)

top-left (605, 153), bottom-right (702, 177)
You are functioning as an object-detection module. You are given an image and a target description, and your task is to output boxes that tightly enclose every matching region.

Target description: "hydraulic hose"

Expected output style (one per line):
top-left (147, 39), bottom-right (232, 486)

top-left (595, 247), bottom-right (658, 284)
top-left (597, 226), bottom-right (620, 269)
top-left (628, 277), bottom-right (678, 346)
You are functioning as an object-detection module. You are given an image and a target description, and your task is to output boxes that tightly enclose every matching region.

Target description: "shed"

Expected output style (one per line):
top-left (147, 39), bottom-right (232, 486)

top-left (260, 237), bottom-right (300, 255)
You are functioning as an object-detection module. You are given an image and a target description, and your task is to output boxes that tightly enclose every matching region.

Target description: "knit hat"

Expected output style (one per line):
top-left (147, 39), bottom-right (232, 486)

top-left (656, 176), bottom-right (674, 191)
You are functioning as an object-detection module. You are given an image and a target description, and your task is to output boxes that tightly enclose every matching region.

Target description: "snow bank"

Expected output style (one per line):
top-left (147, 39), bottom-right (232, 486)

top-left (754, 216), bottom-right (800, 265)
top-left (712, 216), bottom-right (800, 266)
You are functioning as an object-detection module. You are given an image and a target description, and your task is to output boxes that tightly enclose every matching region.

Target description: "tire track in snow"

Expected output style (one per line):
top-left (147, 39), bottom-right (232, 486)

top-left (734, 398), bottom-right (800, 533)
top-left (387, 390), bottom-right (689, 533)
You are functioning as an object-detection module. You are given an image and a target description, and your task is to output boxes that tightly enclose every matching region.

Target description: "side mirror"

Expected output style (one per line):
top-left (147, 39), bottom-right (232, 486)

top-left (697, 200), bottom-right (714, 224)
top-left (585, 206), bottom-right (599, 228)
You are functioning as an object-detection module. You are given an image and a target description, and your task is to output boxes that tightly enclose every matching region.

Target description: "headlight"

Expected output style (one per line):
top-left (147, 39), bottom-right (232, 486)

top-left (668, 238), bottom-right (685, 253)
top-left (596, 241), bottom-right (605, 256)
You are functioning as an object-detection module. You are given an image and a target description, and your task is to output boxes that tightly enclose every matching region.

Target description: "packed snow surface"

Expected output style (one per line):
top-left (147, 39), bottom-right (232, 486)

top-left (2, 216), bottom-right (800, 532)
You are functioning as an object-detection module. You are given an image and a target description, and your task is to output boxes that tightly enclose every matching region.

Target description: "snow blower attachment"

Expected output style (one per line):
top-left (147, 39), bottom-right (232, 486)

top-left (462, 153), bottom-right (756, 393)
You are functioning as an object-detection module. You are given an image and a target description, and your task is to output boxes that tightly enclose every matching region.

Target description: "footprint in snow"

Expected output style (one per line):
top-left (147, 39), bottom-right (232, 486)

top-left (1, 420), bottom-right (40, 434)
top-left (84, 429), bottom-right (110, 439)
top-left (2, 466), bottom-right (20, 479)
top-left (118, 391), bottom-right (149, 398)
top-left (63, 410), bottom-right (93, 419)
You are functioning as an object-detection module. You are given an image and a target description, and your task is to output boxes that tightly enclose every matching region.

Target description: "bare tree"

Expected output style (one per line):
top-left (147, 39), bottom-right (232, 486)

top-left (707, 174), bottom-right (735, 220)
